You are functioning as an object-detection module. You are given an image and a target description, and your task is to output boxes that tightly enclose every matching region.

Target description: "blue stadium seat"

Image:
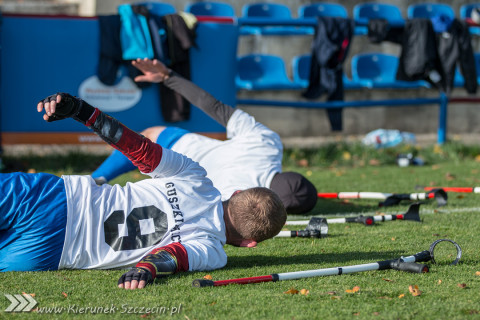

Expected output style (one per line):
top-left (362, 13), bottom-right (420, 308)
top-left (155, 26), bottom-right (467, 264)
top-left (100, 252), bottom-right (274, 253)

top-left (185, 1), bottom-right (235, 17)
top-left (353, 3), bottom-right (405, 34)
top-left (297, 3), bottom-right (348, 35)
top-left (236, 54), bottom-right (301, 90)
top-left (243, 2), bottom-right (291, 18)
top-left (407, 3), bottom-right (455, 19)
top-left (351, 53), bottom-right (429, 88)
top-left (460, 3), bottom-right (480, 35)
top-left (298, 3), bottom-right (348, 18)
top-left (137, 2), bottom-right (176, 16)
top-left (292, 54), bottom-right (361, 89)
top-left (291, 54), bottom-right (311, 88)
top-left (240, 3), bottom-right (306, 35)
top-left (453, 68), bottom-right (465, 87)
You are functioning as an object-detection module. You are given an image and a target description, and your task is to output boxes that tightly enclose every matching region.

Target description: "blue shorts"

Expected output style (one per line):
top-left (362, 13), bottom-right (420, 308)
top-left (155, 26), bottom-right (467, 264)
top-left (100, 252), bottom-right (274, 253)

top-left (156, 127), bottom-right (190, 149)
top-left (0, 172), bottom-right (67, 272)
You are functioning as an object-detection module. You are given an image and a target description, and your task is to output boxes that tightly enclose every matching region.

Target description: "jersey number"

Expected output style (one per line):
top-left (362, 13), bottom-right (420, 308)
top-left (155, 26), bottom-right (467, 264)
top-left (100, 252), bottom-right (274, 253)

top-left (104, 206), bottom-right (168, 251)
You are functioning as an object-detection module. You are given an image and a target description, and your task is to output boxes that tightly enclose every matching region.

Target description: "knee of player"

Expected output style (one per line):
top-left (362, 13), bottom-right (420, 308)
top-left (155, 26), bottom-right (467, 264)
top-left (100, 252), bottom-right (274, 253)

top-left (141, 126), bottom-right (167, 142)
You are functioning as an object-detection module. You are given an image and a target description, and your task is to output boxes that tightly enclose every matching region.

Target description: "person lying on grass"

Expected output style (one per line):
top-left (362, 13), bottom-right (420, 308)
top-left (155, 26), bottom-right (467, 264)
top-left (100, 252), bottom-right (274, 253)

top-left (0, 93), bottom-right (286, 290)
top-left (92, 58), bottom-right (318, 215)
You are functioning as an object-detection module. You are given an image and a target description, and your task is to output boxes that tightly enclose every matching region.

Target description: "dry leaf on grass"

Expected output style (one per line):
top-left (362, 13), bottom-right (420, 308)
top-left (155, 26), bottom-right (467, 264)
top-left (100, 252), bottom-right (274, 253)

top-left (297, 159), bottom-right (309, 167)
top-left (203, 274), bottom-right (212, 280)
top-left (300, 289), bottom-right (309, 295)
top-left (457, 195), bottom-right (465, 199)
top-left (408, 285), bottom-right (422, 296)
top-left (475, 271), bottom-right (480, 276)
top-left (132, 173), bottom-right (142, 179)
top-left (284, 288), bottom-right (299, 295)
top-left (445, 173), bottom-right (456, 181)
top-left (346, 286), bottom-right (360, 293)
top-left (22, 292), bottom-right (36, 297)
top-left (398, 294), bottom-right (405, 299)
top-left (382, 278), bottom-right (393, 282)
top-left (62, 292), bottom-right (68, 298)
top-left (457, 283), bottom-right (467, 289)
top-left (438, 280), bottom-right (442, 285)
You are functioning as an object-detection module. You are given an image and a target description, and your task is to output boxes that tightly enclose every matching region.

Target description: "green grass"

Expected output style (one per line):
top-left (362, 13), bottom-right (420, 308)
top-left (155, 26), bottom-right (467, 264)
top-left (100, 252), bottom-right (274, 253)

top-left (1, 142), bottom-right (480, 319)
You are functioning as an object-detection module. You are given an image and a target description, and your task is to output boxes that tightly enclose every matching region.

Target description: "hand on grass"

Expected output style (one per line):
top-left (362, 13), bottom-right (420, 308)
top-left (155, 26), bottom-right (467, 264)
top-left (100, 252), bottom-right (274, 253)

top-left (118, 267), bottom-right (153, 290)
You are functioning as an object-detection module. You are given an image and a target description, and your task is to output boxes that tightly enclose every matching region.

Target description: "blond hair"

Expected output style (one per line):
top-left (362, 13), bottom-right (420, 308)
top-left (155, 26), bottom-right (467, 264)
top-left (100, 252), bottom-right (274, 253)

top-left (227, 187), bottom-right (287, 242)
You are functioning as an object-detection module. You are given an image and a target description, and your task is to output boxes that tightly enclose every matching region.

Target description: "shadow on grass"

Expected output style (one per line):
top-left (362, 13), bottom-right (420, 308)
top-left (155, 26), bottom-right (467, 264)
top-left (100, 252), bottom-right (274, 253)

top-left (224, 250), bottom-right (407, 270)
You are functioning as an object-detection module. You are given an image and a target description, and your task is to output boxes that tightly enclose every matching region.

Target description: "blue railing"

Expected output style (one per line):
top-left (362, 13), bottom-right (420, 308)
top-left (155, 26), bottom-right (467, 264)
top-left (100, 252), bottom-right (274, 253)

top-left (237, 93), bottom-right (450, 144)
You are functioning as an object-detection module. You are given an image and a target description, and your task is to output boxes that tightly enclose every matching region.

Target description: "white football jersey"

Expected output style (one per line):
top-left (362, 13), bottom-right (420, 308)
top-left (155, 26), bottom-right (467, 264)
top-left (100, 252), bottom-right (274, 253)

top-left (172, 109), bottom-right (283, 200)
top-left (59, 148), bottom-right (226, 271)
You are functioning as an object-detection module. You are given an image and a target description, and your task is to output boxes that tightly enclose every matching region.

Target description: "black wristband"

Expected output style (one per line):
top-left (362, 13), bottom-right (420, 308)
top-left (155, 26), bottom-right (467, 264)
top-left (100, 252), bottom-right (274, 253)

top-left (74, 100), bottom-right (96, 124)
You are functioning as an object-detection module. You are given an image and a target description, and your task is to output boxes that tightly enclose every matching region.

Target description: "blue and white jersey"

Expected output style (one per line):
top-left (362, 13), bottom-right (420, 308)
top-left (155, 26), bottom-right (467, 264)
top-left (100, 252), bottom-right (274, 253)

top-left (172, 109), bottom-right (283, 200)
top-left (60, 148), bottom-right (226, 271)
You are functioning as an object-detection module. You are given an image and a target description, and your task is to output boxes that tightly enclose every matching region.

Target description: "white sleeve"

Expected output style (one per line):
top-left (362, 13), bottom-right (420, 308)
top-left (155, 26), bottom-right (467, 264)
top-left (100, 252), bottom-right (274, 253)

top-left (182, 240), bottom-right (227, 271)
top-left (145, 147), bottom-right (207, 180)
top-left (226, 109), bottom-right (279, 139)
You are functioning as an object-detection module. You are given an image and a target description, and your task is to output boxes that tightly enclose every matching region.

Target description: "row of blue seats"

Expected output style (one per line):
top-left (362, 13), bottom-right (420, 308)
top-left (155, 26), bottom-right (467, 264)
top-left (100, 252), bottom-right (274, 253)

top-left (235, 53), bottom-right (480, 91)
top-left (133, 2), bottom-right (480, 35)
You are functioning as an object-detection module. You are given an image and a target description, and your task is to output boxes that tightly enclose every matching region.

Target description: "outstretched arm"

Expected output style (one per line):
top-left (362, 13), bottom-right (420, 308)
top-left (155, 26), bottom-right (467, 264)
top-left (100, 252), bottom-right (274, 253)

top-left (37, 93), bottom-right (162, 174)
top-left (132, 58), bottom-right (234, 127)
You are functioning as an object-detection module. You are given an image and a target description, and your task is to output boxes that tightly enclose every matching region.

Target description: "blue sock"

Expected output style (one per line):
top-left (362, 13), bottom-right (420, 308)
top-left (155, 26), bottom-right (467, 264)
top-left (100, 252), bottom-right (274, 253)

top-left (91, 150), bottom-right (136, 182)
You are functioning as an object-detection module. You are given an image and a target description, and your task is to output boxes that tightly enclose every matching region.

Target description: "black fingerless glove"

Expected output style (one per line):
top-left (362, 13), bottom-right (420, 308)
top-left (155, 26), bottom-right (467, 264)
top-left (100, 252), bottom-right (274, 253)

top-left (41, 93), bottom-right (95, 124)
top-left (118, 267), bottom-right (154, 286)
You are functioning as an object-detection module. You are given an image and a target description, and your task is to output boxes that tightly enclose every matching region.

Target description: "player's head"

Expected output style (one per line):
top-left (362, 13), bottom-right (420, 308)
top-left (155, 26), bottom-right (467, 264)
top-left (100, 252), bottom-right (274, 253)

top-left (226, 187), bottom-right (287, 246)
top-left (270, 172), bottom-right (318, 215)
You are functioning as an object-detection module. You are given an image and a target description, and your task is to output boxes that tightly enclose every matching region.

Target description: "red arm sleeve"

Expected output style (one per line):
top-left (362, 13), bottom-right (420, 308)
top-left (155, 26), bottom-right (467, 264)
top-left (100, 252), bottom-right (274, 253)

top-left (135, 243), bottom-right (189, 278)
top-left (86, 108), bottom-right (162, 173)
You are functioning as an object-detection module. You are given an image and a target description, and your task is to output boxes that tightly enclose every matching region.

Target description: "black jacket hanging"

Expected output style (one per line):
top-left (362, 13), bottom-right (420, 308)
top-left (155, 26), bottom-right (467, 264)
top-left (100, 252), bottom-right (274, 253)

top-left (158, 13), bottom-right (197, 122)
top-left (303, 17), bottom-right (355, 131)
top-left (436, 19), bottom-right (477, 94)
top-left (396, 19), bottom-right (446, 91)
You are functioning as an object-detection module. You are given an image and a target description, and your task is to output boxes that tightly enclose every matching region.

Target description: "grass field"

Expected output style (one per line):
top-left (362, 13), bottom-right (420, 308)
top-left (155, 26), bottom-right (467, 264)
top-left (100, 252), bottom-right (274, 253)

top-left (1, 142), bottom-right (480, 319)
